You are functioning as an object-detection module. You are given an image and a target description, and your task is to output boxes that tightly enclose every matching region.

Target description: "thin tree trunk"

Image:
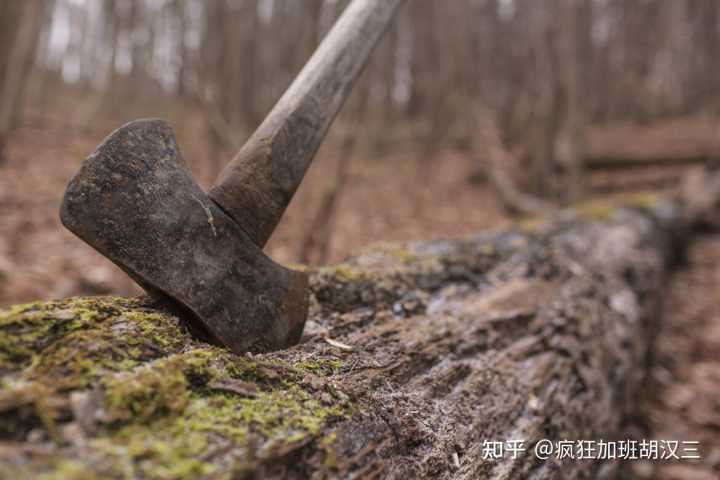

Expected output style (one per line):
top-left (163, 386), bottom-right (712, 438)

top-left (299, 76), bottom-right (371, 265)
top-left (473, 105), bottom-right (557, 216)
top-left (553, 0), bottom-right (590, 203)
top-left (0, 0), bottom-right (44, 163)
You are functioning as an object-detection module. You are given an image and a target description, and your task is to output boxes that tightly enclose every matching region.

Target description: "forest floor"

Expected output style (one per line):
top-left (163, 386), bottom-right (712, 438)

top-left (621, 234), bottom-right (720, 480)
top-left (1, 107), bottom-right (719, 477)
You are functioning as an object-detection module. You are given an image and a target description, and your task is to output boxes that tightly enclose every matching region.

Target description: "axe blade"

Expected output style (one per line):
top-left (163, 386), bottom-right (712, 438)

top-left (60, 119), bottom-right (308, 353)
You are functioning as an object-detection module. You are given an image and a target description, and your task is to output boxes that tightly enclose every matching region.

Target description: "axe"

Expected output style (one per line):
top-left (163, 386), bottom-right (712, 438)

top-left (60, 0), bottom-right (405, 353)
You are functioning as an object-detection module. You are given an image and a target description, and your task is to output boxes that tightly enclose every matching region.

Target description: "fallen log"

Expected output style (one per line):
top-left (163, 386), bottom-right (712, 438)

top-left (0, 189), bottom-right (708, 478)
top-left (588, 167), bottom-right (687, 194)
top-left (586, 153), bottom-right (712, 170)
top-left (585, 119), bottom-right (720, 171)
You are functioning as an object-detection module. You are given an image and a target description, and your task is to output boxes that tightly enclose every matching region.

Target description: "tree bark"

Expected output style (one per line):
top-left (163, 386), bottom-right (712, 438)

top-left (2, 183), bottom-right (712, 478)
top-left (302, 194), bottom-right (681, 479)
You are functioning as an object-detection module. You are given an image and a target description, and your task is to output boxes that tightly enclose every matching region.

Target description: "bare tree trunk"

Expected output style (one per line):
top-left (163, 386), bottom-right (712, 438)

top-left (172, 0), bottom-right (189, 98)
top-left (297, 131), bottom-right (355, 265)
top-left (0, 0), bottom-right (45, 163)
top-left (30, 0), bottom-right (57, 127)
top-left (299, 76), bottom-right (372, 265)
top-left (553, 0), bottom-right (591, 203)
top-left (473, 105), bottom-right (557, 216)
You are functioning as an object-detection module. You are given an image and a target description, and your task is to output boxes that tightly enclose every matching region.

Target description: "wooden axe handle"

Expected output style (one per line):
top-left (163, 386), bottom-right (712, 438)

top-left (208, 0), bottom-right (406, 247)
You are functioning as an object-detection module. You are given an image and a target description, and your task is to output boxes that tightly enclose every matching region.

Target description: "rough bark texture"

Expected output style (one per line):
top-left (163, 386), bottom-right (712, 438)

top-left (0, 193), bottom-right (697, 479)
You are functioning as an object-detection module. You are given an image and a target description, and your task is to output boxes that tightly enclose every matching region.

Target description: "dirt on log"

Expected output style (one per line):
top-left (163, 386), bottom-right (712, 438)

top-left (0, 190), bottom-right (708, 479)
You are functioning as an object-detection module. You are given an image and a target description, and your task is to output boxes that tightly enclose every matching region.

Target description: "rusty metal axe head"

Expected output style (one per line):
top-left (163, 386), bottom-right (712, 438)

top-left (59, 0), bottom-right (405, 354)
top-left (60, 119), bottom-right (308, 353)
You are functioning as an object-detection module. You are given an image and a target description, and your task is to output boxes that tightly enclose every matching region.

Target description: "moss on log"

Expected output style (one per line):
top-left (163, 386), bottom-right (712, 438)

top-left (0, 193), bottom-right (696, 479)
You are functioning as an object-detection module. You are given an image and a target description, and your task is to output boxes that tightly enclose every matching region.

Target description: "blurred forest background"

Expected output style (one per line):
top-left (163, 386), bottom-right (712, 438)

top-left (2, 0), bottom-right (720, 305)
top-left (4, 3), bottom-right (720, 478)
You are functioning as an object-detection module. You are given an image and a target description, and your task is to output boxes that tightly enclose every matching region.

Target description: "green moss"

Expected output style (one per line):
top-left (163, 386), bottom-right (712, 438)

top-left (517, 193), bottom-right (660, 231)
top-left (618, 191), bottom-right (660, 209)
top-left (574, 200), bottom-right (619, 220)
top-left (0, 301), bottom-right (85, 371)
top-left (320, 432), bottom-right (338, 469)
top-left (36, 460), bottom-right (97, 480)
top-left (94, 421), bottom-right (217, 480)
top-left (88, 382), bottom-right (348, 479)
top-left (320, 264), bottom-right (368, 282)
top-left (225, 358), bottom-right (259, 380)
top-left (0, 297), bottom-right (186, 379)
top-left (0, 296), bottom-right (353, 478)
top-left (574, 192), bottom-right (662, 221)
top-left (88, 379), bottom-right (348, 478)
top-left (0, 378), bottom-right (60, 441)
top-left (286, 263), bottom-right (309, 272)
top-left (180, 347), bottom-right (225, 384)
top-left (366, 242), bottom-right (419, 262)
top-left (517, 216), bottom-right (547, 233)
top-left (479, 243), bottom-right (495, 255)
top-left (295, 359), bottom-right (343, 373)
top-left (103, 356), bottom-right (189, 423)
top-left (310, 242), bottom-right (421, 284)
top-left (232, 385), bottom-right (345, 439)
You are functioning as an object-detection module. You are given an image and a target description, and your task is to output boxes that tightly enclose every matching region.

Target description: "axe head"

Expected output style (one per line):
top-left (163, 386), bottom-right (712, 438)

top-left (60, 119), bottom-right (308, 354)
